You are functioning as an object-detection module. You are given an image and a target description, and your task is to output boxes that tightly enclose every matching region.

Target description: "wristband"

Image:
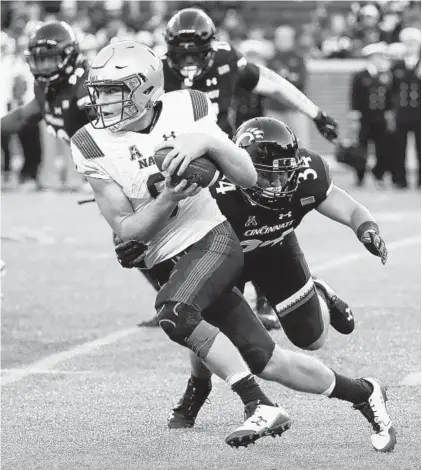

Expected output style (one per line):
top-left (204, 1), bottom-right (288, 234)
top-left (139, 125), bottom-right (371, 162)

top-left (356, 221), bottom-right (379, 241)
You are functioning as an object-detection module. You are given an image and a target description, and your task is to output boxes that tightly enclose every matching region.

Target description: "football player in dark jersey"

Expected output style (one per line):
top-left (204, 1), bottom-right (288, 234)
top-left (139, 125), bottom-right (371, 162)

top-left (115, 118), bottom-right (394, 452)
top-left (134, 7), bottom-right (339, 328)
top-left (162, 8), bottom-right (338, 140)
top-left (1, 20), bottom-right (90, 145)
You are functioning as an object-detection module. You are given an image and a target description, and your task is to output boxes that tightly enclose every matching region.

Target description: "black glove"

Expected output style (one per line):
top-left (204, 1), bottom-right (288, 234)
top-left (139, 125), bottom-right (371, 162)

top-left (314, 110), bottom-right (339, 142)
top-left (115, 239), bottom-right (148, 269)
top-left (357, 222), bottom-right (388, 265)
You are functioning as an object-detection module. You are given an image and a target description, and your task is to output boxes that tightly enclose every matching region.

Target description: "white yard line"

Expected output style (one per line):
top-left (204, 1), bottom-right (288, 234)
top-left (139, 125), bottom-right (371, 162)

top-left (2, 235), bottom-right (420, 387)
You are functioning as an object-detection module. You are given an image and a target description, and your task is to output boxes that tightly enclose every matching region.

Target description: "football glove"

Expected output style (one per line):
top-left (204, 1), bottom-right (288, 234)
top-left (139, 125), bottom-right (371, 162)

top-left (314, 110), bottom-right (339, 142)
top-left (357, 222), bottom-right (388, 265)
top-left (115, 239), bottom-right (148, 269)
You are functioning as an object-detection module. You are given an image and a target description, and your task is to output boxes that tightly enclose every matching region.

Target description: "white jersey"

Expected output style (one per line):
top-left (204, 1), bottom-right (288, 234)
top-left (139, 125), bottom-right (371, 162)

top-left (71, 89), bottom-right (226, 267)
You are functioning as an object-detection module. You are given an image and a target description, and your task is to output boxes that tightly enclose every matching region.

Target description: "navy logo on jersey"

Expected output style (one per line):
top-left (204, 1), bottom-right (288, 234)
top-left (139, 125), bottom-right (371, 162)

top-left (245, 216), bottom-right (258, 227)
top-left (129, 145), bottom-right (156, 169)
top-left (235, 128), bottom-right (264, 147)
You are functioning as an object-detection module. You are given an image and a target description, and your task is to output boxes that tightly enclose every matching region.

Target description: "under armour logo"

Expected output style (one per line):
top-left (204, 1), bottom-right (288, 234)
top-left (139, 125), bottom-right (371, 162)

top-left (250, 415), bottom-right (268, 427)
top-left (279, 211), bottom-right (292, 220)
top-left (245, 216), bottom-right (258, 227)
top-left (346, 308), bottom-right (353, 321)
top-left (162, 131), bottom-right (176, 141)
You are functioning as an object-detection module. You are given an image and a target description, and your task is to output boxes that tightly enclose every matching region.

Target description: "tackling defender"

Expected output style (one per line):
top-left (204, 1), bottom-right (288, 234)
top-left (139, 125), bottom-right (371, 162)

top-left (75, 41), bottom-right (395, 452)
top-left (139, 7), bottom-right (340, 328)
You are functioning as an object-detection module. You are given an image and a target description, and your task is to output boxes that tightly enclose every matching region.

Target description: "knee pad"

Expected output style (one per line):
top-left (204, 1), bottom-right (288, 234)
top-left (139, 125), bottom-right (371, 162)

top-left (156, 302), bottom-right (219, 357)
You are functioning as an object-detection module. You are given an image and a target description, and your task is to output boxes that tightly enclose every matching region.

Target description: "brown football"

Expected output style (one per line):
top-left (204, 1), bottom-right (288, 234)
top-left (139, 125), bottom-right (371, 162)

top-left (153, 147), bottom-right (221, 188)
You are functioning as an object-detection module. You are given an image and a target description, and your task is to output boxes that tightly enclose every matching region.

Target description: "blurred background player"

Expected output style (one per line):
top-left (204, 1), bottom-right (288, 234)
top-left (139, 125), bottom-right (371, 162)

top-left (349, 42), bottom-right (395, 188)
top-left (1, 20), bottom-right (91, 191)
top-left (390, 27), bottom-right (421, 189)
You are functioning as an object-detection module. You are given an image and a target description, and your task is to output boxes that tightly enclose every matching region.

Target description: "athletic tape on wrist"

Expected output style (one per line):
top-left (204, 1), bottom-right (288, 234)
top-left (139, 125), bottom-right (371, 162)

top-left (356, 221), bottom-right (380, 241)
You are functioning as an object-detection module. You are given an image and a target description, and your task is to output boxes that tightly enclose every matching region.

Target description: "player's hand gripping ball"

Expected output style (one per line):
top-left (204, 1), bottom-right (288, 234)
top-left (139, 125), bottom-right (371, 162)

top-left (153, 147), bottom-right (221, 188)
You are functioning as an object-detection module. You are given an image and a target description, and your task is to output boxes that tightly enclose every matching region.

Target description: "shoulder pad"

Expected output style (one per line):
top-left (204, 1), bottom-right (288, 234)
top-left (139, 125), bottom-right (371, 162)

top-left (187, 89), bottom-right (209, 121)
top-left (71, 126), bottom-right (104, 159)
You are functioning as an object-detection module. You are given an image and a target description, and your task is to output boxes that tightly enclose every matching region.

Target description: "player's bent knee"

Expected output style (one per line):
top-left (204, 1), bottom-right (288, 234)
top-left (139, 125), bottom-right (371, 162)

top-left (157, 301), bottom-right (204, 346)
top-left (278, 290), bottom-right (329, 350)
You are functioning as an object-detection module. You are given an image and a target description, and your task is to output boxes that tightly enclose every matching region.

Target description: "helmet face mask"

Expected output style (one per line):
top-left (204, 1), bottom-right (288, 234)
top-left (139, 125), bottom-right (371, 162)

top-left (165, 8), bottom-right (216, 81)
top-left (85, 41), bottom-right (164, 131)
top-left (86, 76), bottom-right (145, 130)
top-left (234, 118), bottom-right (304, 210)
top-left (24, 21), bottom-right (79, 84)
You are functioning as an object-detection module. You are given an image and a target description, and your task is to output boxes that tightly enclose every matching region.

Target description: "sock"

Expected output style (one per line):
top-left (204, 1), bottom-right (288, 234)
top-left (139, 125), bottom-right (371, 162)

top-left (231, 374), bottom-right (274, 407)
top-left (329, 371), bottom-right (374, 404)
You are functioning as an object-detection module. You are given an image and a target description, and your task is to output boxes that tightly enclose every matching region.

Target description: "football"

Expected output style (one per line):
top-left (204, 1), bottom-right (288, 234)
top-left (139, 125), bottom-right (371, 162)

top-left (153, 147), bottom-right (221, 188)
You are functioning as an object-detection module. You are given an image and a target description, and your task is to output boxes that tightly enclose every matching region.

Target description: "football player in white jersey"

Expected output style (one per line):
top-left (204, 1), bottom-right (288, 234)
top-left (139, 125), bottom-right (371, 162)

top-left (71, 40), bottom-right (291, 448)
top-left (70, 41), bottom-right (395, 452)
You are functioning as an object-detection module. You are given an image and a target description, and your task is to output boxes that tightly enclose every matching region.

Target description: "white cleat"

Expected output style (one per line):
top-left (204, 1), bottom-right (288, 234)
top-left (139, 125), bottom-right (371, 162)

top-left (354, 377), bottom-right (396, 452)
top-left (225, 401), bottom-right (291, 448)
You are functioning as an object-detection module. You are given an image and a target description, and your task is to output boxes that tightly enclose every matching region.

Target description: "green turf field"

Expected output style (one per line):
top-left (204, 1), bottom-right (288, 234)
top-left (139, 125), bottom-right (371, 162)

top-left (1, 175), bottom-right (420, 470)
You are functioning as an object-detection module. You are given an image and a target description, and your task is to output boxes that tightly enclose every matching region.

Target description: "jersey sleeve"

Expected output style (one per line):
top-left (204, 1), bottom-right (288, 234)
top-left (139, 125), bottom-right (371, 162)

top-left (223, 45), bottom-right (260, 92)
top-left (70, 127), bottom-right (110, 180)
top-left (298, 149), bottom-right (333, 207)
top-left (187, 89), bottom-right (230, 140)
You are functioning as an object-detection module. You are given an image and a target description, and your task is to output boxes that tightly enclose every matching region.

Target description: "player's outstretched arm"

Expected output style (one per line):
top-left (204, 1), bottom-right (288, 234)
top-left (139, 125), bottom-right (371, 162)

top-left (252, 65), bottom-right (338, 142)
top-left (1, 98), bottom-right (43, 136)
top-left (316, 184), bottom-right (388, 264)
top-left (88, 176), bottom-right (199, 243)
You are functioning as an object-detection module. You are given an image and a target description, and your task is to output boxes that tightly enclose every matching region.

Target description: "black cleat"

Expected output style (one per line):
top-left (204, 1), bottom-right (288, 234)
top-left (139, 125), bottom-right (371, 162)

top-left (225, 401), bottom-right (291, 448)
top-left (167, 377), bottom-right (212, 429)
top-left (255, 297), bottom-right (281, 331)
top-left (312, 274), bottom-right (355, 334)
top-left (137, 316), bottom-right (159, 328)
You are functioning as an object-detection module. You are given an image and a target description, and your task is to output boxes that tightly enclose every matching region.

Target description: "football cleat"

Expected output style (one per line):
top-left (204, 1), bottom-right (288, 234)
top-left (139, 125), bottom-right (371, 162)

top-left (312, 274), bottom-right (355, 334)
top-left (168, 377), bottom-right (212, 429)
top-left (225, 401), bottom-right (291, 448)
top-left (255, 294), bottom-right (281, 331)
top-left (353, 378), bottom-right (396, 452)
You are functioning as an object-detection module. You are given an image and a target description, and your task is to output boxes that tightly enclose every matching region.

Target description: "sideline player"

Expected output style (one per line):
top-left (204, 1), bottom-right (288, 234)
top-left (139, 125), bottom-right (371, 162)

top-left (78, 41), bottom-right (395, 452)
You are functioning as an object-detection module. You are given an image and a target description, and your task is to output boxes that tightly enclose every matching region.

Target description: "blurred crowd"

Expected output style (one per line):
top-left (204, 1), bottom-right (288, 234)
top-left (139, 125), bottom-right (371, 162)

top-left (1, 0), bottom-right (421, 191)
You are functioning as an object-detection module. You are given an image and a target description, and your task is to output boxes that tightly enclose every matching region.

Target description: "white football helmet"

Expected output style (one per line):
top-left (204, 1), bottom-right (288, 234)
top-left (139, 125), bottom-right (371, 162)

top-left (85, 40), bottom-right (164, 131)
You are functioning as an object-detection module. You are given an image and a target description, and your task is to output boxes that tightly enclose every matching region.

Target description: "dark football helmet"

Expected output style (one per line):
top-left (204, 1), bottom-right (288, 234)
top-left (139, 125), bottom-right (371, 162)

top-left (164, 8), bottom-right (216, 82)
top-left (234, 117), bottom-right (305, 210)
top-left (24, 20), bottom-right (79, 84)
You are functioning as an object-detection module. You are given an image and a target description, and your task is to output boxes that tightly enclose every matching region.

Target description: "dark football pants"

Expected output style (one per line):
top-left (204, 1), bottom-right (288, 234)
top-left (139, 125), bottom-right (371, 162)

top-left (237, 232), bottom-right (325, 349)
top-left (392, 119), bottom-right (421, 187)
top-left (1, 133), bottom-right (11, 174)
top-left (150, 221), bottom-right (276, 374)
